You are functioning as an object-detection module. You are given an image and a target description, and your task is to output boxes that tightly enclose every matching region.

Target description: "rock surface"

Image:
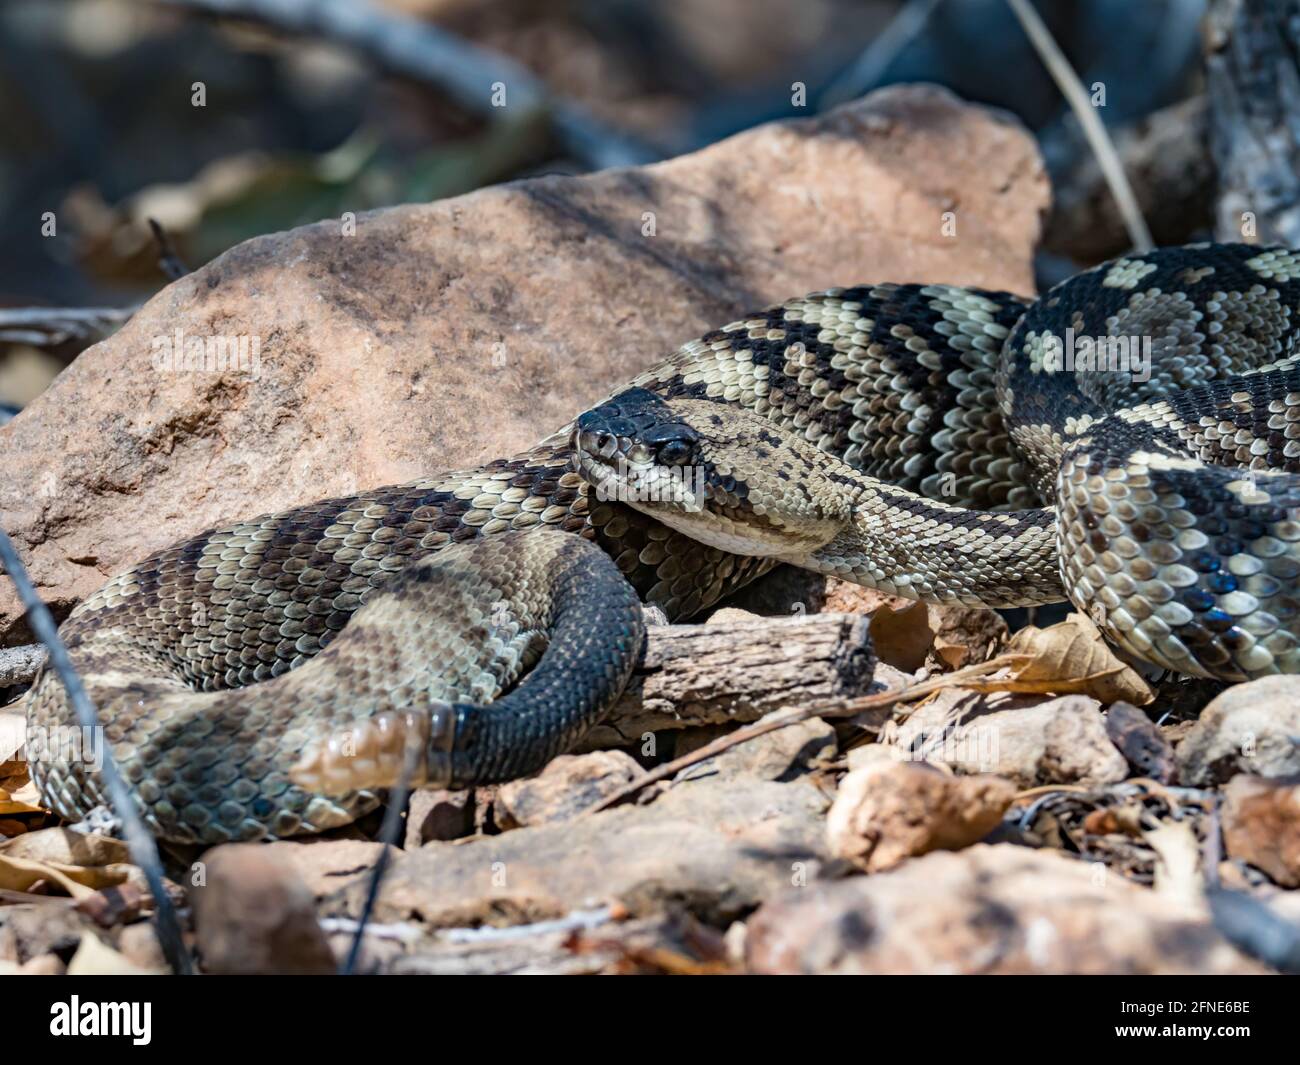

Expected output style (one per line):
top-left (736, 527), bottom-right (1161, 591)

top-left (1176, 677), bottom-right (1300, 785)
top-left (826, 761), bottom-right (1014, 872)
top-left (405, 788), bottom-right (476, 846)
top-left (1222, 775), bottom-right (1300, 887)
top-left (673, 711), bottom-right (837, 783)
top-left (495, 750), bottom-right (642, 828)
top-left (190, 844), bottom-right (336, 975)
top-left (745, 844), bottom-right (1262, 974)
top-left (256, 839), bottom-right (389, 899)
top-left (0, 84), bottom-right (1046, 640)
top-left (894, 691), bottom-right (1128, 788)
top-left (326, 776), bottom-right (830, 930)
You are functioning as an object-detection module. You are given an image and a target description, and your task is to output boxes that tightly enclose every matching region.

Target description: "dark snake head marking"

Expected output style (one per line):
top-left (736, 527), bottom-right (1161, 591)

top-left (574, 388), bottom-right (856, 558)
top-left (575, 388), bottom-right (703, 468)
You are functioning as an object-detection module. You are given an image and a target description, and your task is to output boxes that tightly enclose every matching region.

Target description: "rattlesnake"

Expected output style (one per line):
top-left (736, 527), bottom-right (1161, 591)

top-left (25, 242), bottom-right (1300, 844)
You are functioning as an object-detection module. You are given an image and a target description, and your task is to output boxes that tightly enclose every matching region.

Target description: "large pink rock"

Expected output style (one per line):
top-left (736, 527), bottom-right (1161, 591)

top-left (0, 85), bottom-right (1046, 640)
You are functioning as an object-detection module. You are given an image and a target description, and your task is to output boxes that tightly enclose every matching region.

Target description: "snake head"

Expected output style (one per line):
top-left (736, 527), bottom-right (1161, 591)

top-left (573, 387), bottom-right (852, 557)
top-left (574, 388), bottom-right (708, 510)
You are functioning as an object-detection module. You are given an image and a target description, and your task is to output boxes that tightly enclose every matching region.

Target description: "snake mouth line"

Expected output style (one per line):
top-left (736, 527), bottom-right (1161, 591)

top-left (572, 412), bottom-right (850, 558)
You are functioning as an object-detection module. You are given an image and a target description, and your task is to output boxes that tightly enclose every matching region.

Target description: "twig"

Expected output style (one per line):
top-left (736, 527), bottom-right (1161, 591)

top-left (341, 727), bottom-right (419, 975)
top-left (1206, 886), bottom-right (1300, 974)
top-left (1005, 0), bottom-right (1154, 253)
top-left (318, 917), bottom-right (421, 944)
top-left (0, 306), bottom-right (135, 347)
top-left (147, 218), bottom-right (190, 281)
top-left (582, 657), bottom-right (1012, 816)
top-left (0, 643), bottom-right (46, 688)
top-left (820, 0), bottom-right (943, 107)
top-left (438, 906), bottom-right (615, 945)
top-left (161, 0), bottom-right (657, 170)
top-left (0, 530), bottom-right (192, 975)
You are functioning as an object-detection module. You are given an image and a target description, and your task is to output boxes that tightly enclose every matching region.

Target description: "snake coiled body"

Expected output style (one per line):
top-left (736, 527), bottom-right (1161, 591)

top-left (25, 242), bottom-right (1300, 844)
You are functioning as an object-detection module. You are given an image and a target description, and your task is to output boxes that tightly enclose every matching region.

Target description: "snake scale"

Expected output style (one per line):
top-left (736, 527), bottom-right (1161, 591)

top-left (24, 242), bottom-right (1300, 845)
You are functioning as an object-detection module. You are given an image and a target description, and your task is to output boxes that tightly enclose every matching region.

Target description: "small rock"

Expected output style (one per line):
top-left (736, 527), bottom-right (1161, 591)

top-left (18, 953), bottom-right (64, 975)
top-left (704, 607), bottom-right (763, 626)
top-left (327, 777), bottom-right (830, 929)
top-left (65, 933), bottom-right (164, 975)
top-left (1106, 701), bottom-right (1176, 782)
top-left (191, 844), bottom-right (336, 975)
top-left (496, 751), bottom-right (642, 828)
top-left (641, 604), bottom-right (671, 627)
top-left (1176, 677), bottom-right (1300, 785)
top-left (821, 583), bottom-right (913, 616)
top-left (845, 743), bottom-right (897, 771)
top-left (1222, 775), bottom-right (1300, 887)
top-left (826, 762), bottom-right (1015, 872)
top-left (0, 903), bottom-right (91, 964)
top-left (675, 712), bottom-right (837, 783)
top-left (405, 788), bottom-right (475, 847)
top-left (895, 691), bottom-right (1128, 788)
top-left (745, 844), bottom-right (1260, 974)
top-left (928, 603), bottom-right (1008, 670)
top-left (116, 922), bottom-right (168, 972)
top-left (260, 839), bottom-right (389, 898)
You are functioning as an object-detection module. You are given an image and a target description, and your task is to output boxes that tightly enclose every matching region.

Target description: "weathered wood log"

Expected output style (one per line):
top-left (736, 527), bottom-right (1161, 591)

top-left (579, 611), bottom-right (877, 749)
top-left (1206, 0), bottom-right (1300, 246)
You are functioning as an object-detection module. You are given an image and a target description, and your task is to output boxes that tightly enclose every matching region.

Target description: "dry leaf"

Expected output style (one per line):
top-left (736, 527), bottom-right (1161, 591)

top-left (1, 826), bottom-right (130, 867)
top-left (868, 601), bottom-right (933, 672)
top-left (1145, 821), bottom-right (1204, 914)
top-left (932, 638), bottom-right (969, 671)
top-left (0, 709), bottom-right (26, 764)
top-left (969, 613), bottom-right (1154, 705)
top-left (0, 828), bottom-right (134, 898)
top-left (0, 853), bottom-right (129, 898)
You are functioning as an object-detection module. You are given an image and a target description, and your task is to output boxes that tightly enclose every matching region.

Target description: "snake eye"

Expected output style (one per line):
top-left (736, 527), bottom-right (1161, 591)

top-left (657, 440), bottom-right (692, 467)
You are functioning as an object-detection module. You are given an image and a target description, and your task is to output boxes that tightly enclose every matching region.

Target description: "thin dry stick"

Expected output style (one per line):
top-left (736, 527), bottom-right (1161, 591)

top-left (582, 657), bottom-right (1013, 816)
top-left (820, 0), bottom-right (943, 107)
top-left (341, 728), bottom-right (420, 975)
top-left (164, 0), bottom-right (655, 169)
top-left (1005, 0), bottom-right (1154, 253)
top-left (0, 306), bottom-right (135, 347)
top-left (147, 218), bottom-right (190, 281)
top-left (0, 531), bottom-right (192, 975)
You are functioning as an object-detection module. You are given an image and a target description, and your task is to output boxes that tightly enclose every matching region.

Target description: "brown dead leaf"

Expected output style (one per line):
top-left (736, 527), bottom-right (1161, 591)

top-left (1, 827), bottom-right (130, 866)
top-left (1082, 804), bottom-right (1145, 838)
top-left (932, 638), bottom-right (970, 672)
top-left (0, 783), bottom-right (45, 818)
top-left (0, 828), bottom-right (134, 898)
top-left (966, 613), bottom-right (1153, 705)
top-left (868, 601), bottom-right (933, 672)
top-left (0, 854), bottom-right (129, 898)
top-left (0, 709), bottom-right (26, 764)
